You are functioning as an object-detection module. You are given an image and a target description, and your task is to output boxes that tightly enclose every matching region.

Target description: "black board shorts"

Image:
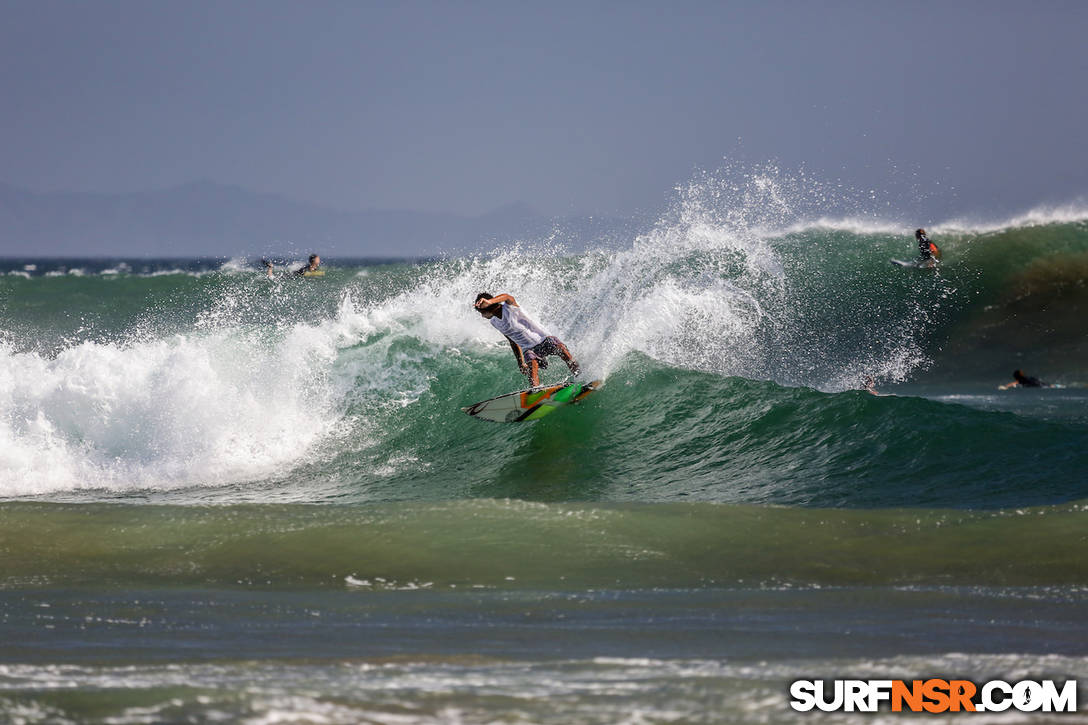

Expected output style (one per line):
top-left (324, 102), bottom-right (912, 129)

top-left (523, 336), bottom-right (564, 366)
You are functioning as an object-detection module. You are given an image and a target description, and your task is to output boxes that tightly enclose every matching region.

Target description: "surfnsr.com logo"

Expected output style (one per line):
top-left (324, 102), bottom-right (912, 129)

top-left (789, 679), bottom-right (1077, 713)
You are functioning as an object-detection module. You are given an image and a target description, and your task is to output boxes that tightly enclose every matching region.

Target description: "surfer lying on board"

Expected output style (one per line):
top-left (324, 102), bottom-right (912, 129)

top-left (915, 229), bottom-right (940, 266)
top-left (295, 254), bottom-right (322, 277)
top-left (474, 292), bottom-right (580, 387)
top-left (998, 369), bottom-right (1050, 390)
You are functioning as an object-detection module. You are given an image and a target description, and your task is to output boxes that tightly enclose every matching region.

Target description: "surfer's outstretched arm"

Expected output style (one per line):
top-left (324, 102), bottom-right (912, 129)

top-left (476, 293), bottom-right (517, 309)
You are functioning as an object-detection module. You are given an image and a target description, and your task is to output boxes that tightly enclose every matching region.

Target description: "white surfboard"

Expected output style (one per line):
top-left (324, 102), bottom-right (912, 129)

top-left (463, 379), bottom-right (602, 423)
top-left (891, 258), bottom-right (937, 269)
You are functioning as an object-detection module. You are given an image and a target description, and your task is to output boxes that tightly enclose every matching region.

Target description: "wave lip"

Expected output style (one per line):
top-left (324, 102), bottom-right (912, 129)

top-left (940, 199), bottom-right (1088, 235)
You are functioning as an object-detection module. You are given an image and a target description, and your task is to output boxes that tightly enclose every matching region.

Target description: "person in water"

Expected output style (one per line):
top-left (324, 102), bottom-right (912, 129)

top-left (999, 369), bottom-right (1050, 389)
top-left (863, 376), bottom-right (879, 396)
top-left (295, 254), bottom-right (322, 276)
top-left (261, 258), bottom-right (276, 278)
top-left (474, 292), bottom-right (580, 387)
top-left (915, 229), bottom-right (940, 264)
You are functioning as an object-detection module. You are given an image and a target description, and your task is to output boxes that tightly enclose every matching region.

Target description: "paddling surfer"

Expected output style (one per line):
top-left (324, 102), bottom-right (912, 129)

top-left (999, 369), bottom-right (1050, 390)
top-left (295, 254), bottom-right (322, 277)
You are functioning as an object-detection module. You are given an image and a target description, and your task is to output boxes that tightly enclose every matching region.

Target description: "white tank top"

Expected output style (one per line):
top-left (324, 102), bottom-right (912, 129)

top-left (489, 302), bottom-right (549, 350)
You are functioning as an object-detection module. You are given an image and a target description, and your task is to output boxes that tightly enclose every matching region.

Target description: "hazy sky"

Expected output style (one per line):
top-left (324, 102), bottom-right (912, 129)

top-left (2, 0), bottom-right (1085, 220)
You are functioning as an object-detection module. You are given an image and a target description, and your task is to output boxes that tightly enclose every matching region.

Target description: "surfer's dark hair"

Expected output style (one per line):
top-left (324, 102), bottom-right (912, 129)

top-left (308, 254), bottom-right (319, 264)
top-left (475, 292), bottom-right (492, 306)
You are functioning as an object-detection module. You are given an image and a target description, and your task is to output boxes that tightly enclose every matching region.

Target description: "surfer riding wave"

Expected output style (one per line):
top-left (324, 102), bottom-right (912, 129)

top-left (474, 292), bottom-right (580, 387)
top-left (915, 228), bottom-right (941, 265)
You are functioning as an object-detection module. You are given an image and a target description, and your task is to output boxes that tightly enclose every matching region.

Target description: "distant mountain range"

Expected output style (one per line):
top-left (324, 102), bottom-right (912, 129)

top-left (0, 181), bottom-right (635, 257)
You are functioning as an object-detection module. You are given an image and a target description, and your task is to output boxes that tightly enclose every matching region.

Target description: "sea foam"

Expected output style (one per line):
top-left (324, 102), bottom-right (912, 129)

top-left (0, 325), bottom-right (341, 496)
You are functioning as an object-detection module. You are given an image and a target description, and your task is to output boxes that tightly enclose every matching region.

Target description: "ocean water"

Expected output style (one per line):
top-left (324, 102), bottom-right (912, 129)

top-left (2, 178), bottom-right (1088, 722)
